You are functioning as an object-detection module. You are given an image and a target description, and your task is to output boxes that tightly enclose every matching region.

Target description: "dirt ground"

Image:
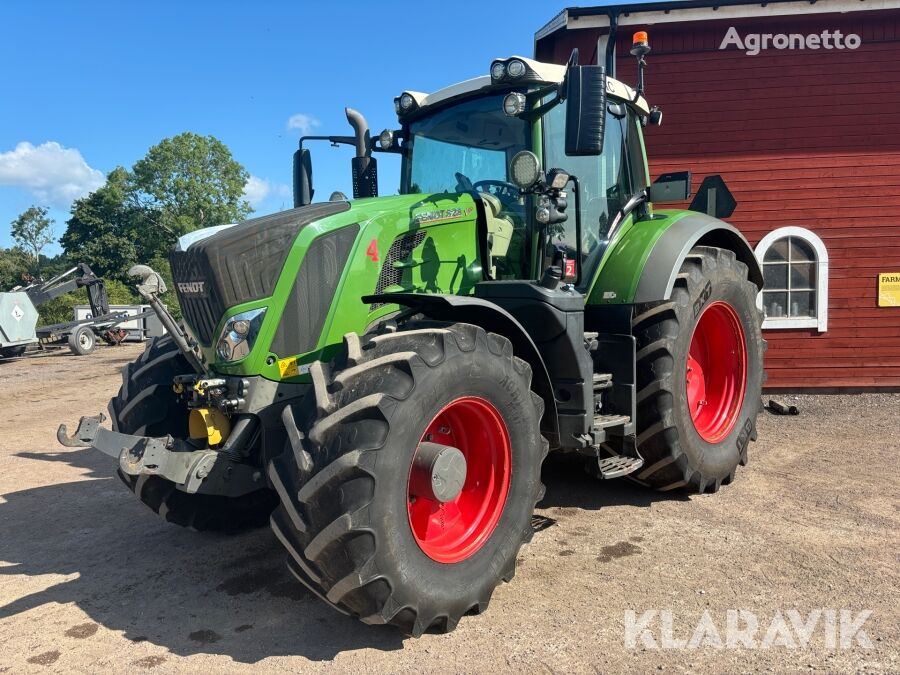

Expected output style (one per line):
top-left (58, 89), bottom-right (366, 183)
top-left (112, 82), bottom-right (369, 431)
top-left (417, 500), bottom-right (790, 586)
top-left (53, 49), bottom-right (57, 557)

top-left (0, 344), bottom-right (897, 674)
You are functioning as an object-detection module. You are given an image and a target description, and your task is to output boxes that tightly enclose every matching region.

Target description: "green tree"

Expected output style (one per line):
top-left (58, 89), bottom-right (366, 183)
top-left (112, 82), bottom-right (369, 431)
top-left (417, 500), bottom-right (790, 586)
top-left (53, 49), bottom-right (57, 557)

top-left (0, 247), bottom-right (29, 290)
top-left (62, 134), bottom-right (253, 283)
top-left (11, 206), bottom-right (55, 274)
top-left (62, 167), bottom-right (145, 280)
top-left (130, 132), bottom-right (252, 240)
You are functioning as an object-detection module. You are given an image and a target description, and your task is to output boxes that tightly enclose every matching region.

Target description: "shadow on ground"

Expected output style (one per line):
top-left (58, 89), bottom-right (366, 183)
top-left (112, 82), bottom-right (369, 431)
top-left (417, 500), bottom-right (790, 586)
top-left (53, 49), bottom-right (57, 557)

top-left (0, 448), bottom-right (685, 663)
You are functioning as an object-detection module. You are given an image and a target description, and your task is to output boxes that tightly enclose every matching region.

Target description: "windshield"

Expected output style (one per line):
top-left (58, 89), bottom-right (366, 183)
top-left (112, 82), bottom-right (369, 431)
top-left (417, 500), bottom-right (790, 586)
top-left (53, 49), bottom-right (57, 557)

top-left (403, 94), bottom-right (530, 194)
top-left (402, 93), bottom-right (533, 279)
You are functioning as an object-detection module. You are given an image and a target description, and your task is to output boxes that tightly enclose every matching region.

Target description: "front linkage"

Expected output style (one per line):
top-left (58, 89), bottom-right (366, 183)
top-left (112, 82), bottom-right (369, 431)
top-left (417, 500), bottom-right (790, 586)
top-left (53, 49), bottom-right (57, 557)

top-left (57, 264), bottom-right (282, 500)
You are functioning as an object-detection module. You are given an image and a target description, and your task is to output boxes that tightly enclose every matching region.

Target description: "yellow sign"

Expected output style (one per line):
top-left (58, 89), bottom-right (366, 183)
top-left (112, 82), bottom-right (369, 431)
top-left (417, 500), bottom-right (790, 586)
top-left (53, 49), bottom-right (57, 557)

top-left (878, 272), bottom-right (900, 307)
top-left (278, 356), bottom-right (299, 378)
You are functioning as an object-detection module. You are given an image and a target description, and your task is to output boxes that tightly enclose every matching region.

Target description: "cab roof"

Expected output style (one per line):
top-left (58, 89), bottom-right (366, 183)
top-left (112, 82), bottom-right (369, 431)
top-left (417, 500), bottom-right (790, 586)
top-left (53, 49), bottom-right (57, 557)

top-left (396, 55), bottom-right (650, 120)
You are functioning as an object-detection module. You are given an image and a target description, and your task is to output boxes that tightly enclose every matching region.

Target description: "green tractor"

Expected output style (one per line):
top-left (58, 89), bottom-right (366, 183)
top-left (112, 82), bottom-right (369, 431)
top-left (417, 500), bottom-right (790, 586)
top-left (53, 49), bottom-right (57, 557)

top-left (60, 36), bottom-right (764, 636)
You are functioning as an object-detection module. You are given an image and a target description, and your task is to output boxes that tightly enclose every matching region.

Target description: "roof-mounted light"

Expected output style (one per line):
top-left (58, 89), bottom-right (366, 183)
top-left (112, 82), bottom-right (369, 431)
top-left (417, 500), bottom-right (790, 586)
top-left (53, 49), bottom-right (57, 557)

top-left (631, 31), bottom-right (651, 57)
top-left (506, 59), bottom-right (527, 79)
top-left (490, 61), bottom-right (506, 81)
top-left (379, 129), bottom-right (394, 149)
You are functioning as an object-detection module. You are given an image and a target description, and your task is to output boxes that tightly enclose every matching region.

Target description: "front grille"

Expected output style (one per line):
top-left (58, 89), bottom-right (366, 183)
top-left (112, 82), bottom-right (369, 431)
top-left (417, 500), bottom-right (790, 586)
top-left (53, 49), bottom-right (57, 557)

top-left (370, 230), bottom-right (427, 309)
top-left (169, 202), bottom-right (350, 345)
top-left (169, 250), bottom-right (222, 345)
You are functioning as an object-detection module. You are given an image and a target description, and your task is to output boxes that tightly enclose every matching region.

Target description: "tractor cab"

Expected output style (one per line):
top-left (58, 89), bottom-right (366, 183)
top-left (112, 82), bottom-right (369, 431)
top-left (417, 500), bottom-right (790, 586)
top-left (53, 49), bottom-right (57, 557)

top-left (391, 55), bottom-right (651, 289)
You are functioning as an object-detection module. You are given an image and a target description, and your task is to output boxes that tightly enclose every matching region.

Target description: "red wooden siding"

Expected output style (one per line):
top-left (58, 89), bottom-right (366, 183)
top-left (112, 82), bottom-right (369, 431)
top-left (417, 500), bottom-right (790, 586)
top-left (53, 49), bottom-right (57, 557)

top-left (538, 9), bottom-right (900, 389)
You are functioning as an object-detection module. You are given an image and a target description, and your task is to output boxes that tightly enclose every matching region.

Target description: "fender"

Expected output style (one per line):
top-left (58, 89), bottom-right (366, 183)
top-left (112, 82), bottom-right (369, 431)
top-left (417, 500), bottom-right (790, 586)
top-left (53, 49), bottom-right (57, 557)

top-left (634, 212), bottom-right (763, 303)
top-left (362, 292), bottom-right (559, 442)
top-left (589, 211), bottom-right (763, 306)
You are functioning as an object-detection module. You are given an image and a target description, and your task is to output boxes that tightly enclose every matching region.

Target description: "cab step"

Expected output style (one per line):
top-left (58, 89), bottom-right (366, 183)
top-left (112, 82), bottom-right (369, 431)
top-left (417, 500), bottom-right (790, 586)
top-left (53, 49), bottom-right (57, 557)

top-left (596, 454), bottom-right (644, 479)
top-left (593, 413), bottom-right (630, 430)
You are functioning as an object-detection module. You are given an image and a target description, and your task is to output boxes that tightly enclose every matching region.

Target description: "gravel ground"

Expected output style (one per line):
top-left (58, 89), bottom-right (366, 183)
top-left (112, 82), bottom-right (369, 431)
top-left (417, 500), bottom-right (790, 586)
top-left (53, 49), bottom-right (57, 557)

top-left (0, 344), bottom-right (897, 673)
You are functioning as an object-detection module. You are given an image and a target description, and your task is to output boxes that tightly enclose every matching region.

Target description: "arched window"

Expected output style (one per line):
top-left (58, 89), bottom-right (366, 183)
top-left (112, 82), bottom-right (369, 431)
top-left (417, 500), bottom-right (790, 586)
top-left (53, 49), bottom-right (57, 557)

top-left (754, 227), bottom-right (828, 332)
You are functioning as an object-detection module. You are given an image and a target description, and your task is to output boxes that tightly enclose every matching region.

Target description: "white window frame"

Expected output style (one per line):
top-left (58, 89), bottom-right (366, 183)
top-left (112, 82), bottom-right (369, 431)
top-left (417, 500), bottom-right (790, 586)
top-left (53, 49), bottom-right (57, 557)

top-left (754, 226), bottom-right (828, 332)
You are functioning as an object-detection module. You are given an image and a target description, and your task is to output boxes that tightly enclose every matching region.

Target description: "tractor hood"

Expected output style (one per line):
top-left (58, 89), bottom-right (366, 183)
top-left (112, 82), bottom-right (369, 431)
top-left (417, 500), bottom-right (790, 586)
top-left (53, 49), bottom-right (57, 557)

top-left (170, 193), bottom-right (481, 377)
top-left (169, 202), bottom-right (351, 346)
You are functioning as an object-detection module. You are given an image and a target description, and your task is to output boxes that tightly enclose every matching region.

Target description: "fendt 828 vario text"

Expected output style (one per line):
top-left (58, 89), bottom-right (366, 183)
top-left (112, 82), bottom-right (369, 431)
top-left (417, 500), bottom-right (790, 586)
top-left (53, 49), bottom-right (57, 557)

top-left (61, 34), bottom-right (765, 635)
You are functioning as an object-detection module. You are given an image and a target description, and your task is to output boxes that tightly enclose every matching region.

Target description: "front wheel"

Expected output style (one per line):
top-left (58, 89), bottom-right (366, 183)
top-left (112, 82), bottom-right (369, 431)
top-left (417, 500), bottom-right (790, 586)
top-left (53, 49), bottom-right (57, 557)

top-left (268, 322), bottom-right (547, 635)
top-left (632, 246), bottom-right (765, 493)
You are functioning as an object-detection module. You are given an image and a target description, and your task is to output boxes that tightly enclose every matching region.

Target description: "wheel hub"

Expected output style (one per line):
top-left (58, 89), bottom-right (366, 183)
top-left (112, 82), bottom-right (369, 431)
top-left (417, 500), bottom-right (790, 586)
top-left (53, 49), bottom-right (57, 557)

top-left (407, 397), bottom-right (511, 564)
top-left (409, 442), bottom-right (467, 503)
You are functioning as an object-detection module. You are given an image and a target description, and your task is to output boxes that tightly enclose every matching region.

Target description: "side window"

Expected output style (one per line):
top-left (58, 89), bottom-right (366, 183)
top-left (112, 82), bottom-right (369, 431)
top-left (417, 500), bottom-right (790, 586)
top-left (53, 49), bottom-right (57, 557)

top-left (542, 100), bottom-right (631, 271)
top-left (754, 226), bottom-right (829, 332)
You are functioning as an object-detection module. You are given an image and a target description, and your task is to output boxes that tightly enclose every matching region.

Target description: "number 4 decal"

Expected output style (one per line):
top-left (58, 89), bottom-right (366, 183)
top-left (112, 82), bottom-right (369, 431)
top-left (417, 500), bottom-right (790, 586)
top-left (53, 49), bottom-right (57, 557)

top-left (366, 239), bottom-right (379, 262)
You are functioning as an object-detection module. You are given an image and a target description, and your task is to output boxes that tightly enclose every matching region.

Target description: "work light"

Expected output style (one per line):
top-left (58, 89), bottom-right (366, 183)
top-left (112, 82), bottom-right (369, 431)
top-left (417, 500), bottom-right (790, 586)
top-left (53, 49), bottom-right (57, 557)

top-left (509, 151), bottom-right (542, 189)
top-left (490, 61), bottom-right (506, 80)
top-left (502, 92), bottom-right (527, 117)
top-left (506, 59), bottom-right (527, 78)
top-left (379, 129), bottom-right (394, 149)
top-left (399, 93), bottom-right (415, 112)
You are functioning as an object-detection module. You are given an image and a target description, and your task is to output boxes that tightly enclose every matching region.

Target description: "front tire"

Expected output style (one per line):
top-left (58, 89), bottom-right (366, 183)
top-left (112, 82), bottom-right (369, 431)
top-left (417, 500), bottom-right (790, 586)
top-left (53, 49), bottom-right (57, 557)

top-left (632, 246), bottom-right (765, 493)
top-left (268, 322), bottom-right (547, 635)
top-left (109, 335), bottom-right (277, 532)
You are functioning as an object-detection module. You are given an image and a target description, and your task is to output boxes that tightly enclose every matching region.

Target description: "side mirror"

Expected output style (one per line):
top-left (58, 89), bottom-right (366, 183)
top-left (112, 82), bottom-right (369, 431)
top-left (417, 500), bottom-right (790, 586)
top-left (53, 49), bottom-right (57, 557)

top-left (648, 171), bottom-right (692, 203)
top-left (565, 65), bottom-right (607, 156)
top-left (293, 148), bottom-right (313, 207)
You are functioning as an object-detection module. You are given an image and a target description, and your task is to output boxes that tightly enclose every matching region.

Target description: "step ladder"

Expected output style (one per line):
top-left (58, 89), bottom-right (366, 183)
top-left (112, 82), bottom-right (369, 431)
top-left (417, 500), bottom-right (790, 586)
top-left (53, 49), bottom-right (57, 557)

top-left (590, 372), bottom-right (643, 479)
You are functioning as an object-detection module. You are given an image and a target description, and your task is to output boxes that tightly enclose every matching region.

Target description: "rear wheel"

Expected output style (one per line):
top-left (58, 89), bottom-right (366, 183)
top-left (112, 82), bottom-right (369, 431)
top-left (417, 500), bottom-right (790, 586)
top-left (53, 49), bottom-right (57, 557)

top-left (268, 322), bottom-right (547, 635)
top-left (631, 246), bottom-right (765, 493)
top-left (109, 335), bottom-right (277, 532)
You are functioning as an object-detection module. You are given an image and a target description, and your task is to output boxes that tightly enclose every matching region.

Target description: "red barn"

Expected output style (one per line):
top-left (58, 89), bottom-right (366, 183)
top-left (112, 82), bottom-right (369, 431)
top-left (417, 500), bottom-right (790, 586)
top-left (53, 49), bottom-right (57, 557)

top-left (536, 0), bottom-right (900, 390)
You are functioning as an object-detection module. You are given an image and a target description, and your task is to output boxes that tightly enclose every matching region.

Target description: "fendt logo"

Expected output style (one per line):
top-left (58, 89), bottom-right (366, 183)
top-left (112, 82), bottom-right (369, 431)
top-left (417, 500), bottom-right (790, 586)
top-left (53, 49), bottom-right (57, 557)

top-left (177, 281), bottom-right (206, 294)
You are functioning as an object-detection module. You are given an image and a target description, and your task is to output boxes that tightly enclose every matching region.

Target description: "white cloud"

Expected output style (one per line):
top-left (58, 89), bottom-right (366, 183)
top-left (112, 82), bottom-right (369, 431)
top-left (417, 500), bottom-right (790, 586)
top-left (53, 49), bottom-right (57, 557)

top-left (0, 141), bottom-right (105, 207)
top-left (243, 175), bottom-right (291, 207)
top-left (286, 113), bottom-right (321, 135)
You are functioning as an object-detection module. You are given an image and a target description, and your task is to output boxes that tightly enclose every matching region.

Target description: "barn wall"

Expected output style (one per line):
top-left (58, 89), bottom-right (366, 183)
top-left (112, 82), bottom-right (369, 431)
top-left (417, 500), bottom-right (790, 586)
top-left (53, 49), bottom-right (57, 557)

top-left (538, 9), bottom-right (900, 389)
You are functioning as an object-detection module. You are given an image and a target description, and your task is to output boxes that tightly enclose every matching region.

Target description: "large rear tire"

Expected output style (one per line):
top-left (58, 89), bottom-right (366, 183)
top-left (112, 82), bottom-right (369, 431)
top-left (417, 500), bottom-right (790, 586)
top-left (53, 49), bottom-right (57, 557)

top-left (631, 246), bottom-right (765, 493)
top-left (109, 335), bottom-right (277, 532)
top-left (268, 322), bottom-right (547, 635)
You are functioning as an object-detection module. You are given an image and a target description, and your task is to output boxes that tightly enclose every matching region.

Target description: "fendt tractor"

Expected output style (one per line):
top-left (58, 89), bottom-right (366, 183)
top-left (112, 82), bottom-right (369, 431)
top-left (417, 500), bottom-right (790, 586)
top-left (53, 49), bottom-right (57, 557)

top-left (60, 33), bottom-right (765, 635)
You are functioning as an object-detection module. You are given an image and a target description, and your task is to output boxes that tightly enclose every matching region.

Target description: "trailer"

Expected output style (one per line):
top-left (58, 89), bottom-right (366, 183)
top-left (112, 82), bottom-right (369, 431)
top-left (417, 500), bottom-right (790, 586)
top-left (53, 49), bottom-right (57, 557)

top-left (1, 264), bottom-right (155, 358)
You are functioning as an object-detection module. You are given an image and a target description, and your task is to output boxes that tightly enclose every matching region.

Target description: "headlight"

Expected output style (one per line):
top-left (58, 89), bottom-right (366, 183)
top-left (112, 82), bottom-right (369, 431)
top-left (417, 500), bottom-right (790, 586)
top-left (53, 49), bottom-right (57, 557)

top-left (216, 307), bottom-right (266, 362)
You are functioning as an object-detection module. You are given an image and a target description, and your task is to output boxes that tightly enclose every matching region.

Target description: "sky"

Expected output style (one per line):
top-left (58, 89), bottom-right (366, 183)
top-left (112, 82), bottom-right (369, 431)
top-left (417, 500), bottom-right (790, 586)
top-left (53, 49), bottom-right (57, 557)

top-left (0, 0), bottom-right (651, 254)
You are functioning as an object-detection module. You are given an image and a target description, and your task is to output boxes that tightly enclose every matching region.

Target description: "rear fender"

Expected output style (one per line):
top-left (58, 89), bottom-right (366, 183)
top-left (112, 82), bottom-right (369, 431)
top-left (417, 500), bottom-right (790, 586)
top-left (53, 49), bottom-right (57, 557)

top-left (363, 292), bottom-right (559, 443)
top-left (634, 213), bottom-right (763, 303)
top-left (589, 211), bottom-right (762, 306)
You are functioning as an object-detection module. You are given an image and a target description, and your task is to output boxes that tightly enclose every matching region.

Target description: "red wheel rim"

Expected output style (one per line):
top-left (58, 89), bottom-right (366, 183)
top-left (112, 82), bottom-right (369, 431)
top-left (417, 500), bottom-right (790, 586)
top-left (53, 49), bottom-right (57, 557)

top-left (407, 397), bottom-right (511, 563)
top-left (686, 301), bottom-right (748, 443)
